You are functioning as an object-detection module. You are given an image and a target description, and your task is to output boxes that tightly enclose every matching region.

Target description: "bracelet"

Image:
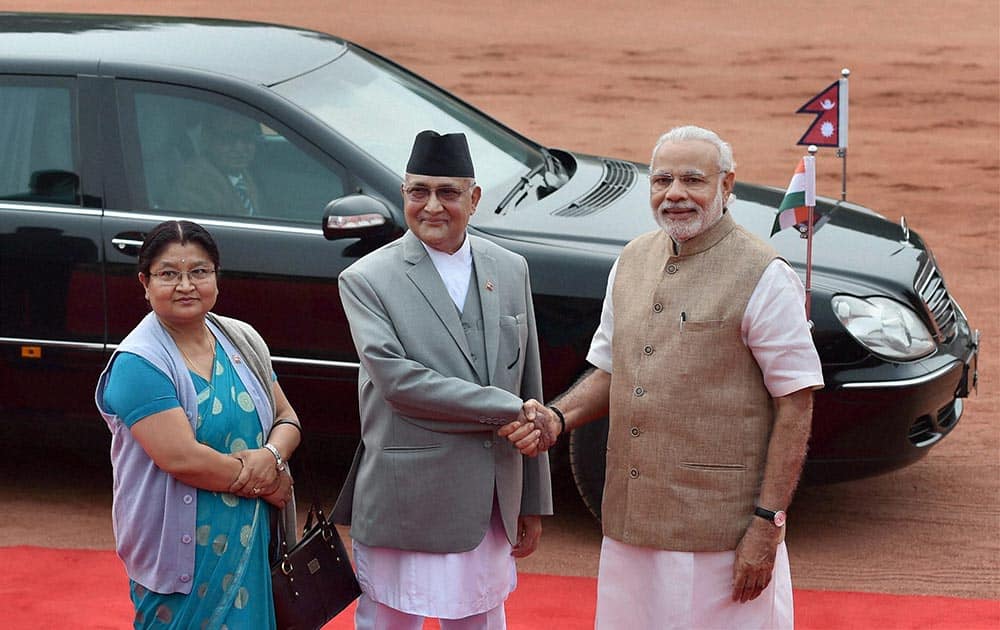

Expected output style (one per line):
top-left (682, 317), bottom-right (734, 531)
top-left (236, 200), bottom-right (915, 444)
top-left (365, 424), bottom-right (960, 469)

top-left (548, 405), bottom-right (566, 434)
top-left (269, 418), bottom-right (302, 438)
top-left (263, 442), bottom-right (286, 472)
top-left (229, 454), bottom-right (245, 488)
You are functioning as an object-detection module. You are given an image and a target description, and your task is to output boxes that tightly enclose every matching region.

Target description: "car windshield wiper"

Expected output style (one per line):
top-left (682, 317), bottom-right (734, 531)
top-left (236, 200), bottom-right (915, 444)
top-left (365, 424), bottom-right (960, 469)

top-left (494, 148), bottom-right (569, 214)
top-left (494, 162), bottom-right (545, 214)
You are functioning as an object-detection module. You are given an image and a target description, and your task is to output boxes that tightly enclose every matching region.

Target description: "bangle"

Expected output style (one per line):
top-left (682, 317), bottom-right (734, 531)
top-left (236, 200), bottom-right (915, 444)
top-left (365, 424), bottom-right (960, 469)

top-left (269, 418), bottom-right (302, 438)
top-left (263, 442), bottom-right (286, 472)
top-left (229, 454), bottom-right (245, 487)
top-left (548, 405), bottom-right (566, 434)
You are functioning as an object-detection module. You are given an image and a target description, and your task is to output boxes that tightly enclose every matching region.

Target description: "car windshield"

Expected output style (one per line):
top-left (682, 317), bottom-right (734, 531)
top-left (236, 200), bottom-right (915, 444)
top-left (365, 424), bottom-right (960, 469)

top-left (273, 46), bottom-right (540, 189)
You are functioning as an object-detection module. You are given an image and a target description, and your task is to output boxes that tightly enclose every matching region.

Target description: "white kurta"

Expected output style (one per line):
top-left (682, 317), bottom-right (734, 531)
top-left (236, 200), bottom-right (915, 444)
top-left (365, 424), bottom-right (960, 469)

top-left (422, 236), bottom-right (473, 310)
top-left (587, 257), bottom-right (823, 629)
top-left (353, 502), bottom-right (516, 619)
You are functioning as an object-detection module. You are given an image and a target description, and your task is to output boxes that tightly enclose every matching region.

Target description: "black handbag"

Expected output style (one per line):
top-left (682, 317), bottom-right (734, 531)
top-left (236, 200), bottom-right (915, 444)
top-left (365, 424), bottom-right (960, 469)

top-left (270, 496), bottom-right (361, 629)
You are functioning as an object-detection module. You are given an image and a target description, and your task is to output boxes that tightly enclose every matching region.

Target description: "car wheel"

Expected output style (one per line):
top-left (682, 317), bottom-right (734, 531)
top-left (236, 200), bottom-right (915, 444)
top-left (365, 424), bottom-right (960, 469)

top-left (568, 416), bottom-right (608, 522)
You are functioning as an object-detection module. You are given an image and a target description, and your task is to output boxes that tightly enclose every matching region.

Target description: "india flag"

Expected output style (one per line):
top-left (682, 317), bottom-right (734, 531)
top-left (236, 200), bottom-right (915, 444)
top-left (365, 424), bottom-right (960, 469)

top-left (770, 155), bottom-right (821, 236)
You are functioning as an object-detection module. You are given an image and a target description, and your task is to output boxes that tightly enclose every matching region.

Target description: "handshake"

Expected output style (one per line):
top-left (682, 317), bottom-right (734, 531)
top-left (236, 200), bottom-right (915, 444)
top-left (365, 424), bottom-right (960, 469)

top-left (498, 399), bottom-right (564, 457)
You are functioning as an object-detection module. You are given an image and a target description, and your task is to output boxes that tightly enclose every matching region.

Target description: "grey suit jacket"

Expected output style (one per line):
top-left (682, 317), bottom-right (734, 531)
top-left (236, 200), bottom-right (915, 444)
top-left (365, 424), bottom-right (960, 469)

top-left (332, 230), bottom-right (553, 553)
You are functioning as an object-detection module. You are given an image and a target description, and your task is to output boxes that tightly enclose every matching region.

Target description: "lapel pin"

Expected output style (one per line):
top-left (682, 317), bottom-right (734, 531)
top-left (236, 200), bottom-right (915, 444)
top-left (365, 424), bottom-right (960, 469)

top-left (232, 354), bottom-right (242, 364)
top-left (485, 280), bottom-right (495, 291)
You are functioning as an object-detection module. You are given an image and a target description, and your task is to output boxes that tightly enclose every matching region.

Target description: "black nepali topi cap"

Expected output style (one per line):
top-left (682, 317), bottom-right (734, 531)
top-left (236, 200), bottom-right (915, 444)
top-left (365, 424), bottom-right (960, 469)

top-left (405, 130), bottom-right (475, 178)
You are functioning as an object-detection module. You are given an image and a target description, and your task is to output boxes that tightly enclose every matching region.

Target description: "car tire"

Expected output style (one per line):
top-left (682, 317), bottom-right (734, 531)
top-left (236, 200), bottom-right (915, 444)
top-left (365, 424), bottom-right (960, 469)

top-left (568, 416), bottom-right (608, 522)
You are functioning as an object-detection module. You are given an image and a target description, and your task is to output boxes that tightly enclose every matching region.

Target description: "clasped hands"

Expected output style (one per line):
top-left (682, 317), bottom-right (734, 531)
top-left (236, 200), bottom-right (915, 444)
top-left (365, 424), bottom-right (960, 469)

top-left (498, 399), bottom-right (561, 456)
top-left (229, 448), bottom-right (294, 509)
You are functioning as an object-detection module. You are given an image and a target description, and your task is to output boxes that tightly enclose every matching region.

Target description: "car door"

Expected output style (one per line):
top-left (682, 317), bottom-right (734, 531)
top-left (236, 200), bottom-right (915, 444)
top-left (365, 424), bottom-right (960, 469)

top-left (0, 73), bottom-right (107, 421)
top-left (101, 79), bottom-right (372, 434)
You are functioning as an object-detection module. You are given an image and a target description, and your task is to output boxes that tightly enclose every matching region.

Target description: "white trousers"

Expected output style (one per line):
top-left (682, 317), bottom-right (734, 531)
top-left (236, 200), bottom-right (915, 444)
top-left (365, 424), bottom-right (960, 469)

top-left (595, 537), bottom-right (793, 630)
top-left (355, 591), bottom-right (507, 630)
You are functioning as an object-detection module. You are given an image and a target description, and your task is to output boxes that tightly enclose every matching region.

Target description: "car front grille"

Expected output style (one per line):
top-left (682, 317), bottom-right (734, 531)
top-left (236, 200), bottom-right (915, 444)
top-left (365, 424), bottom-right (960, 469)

top-left (907, 400), bottom-right (961, 447)
top-left (907, 416), bottom-right (936, 446)
top-left (552, 159), bottom-right (637, 217)
top-left (914, 257), bottom-right (958, 342)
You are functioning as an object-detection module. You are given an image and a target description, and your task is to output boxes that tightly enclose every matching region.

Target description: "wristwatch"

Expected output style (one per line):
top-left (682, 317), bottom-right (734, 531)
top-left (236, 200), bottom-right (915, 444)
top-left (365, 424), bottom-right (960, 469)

top-left (263, 442), bottom-right (286, 472)
top-left (753, 506), bottom-right (787, 527)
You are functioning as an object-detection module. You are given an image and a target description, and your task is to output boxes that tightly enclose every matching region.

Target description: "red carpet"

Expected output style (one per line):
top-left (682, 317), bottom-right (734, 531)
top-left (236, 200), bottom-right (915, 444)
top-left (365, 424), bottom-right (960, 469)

top-left (2, 546), bottom-right (996, 629)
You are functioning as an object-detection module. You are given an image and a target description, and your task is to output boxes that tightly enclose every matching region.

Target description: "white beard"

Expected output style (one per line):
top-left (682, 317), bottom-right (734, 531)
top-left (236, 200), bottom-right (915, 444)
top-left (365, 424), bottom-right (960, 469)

top-left (653, 183), bottom-right (726, 242)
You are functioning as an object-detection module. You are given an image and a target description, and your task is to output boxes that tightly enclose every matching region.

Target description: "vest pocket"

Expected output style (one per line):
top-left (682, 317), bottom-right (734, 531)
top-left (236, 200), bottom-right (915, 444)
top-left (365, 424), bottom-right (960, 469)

top-left (673, 317), bottom-right (736, 371)
top-left (672, 461), bottom-right (751, 548)
top-left (679, 318), bottom-right (725, 332)
top-left (678, 461), bottom-right (747, 471)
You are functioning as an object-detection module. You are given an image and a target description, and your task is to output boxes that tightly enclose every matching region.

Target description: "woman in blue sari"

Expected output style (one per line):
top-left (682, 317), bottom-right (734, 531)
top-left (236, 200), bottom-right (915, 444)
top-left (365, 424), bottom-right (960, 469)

top-left (96, 220), bottom-right (301, 629)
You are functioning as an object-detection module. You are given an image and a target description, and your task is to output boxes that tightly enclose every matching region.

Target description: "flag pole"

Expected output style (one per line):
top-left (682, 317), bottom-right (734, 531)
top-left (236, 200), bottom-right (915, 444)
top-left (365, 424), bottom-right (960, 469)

top-left (805, 145), bottom-right (818, 323)
top-left (837, 68), bottom-right (850, 201)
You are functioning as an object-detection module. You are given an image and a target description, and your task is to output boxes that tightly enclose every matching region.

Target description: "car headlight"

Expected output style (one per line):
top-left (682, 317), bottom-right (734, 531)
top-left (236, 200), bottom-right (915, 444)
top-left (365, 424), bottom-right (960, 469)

top-left (831, 295), bottom-right (936, 361)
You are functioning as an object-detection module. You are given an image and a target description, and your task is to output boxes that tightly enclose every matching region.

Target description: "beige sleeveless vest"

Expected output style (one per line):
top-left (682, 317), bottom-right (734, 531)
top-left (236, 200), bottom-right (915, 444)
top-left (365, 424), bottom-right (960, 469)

top-left (604, 212), bottom-right (779, 551)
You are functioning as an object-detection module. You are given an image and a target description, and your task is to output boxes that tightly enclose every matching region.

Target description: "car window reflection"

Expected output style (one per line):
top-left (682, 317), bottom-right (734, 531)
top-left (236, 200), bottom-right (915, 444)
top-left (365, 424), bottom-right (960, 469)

top-left (0, 82), bottom-right (80, 205)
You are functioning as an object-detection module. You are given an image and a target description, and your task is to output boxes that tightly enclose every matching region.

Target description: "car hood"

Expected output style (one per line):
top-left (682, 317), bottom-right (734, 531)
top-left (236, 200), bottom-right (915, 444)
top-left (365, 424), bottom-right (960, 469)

top-left (472, 151), bottom-right (928, 301)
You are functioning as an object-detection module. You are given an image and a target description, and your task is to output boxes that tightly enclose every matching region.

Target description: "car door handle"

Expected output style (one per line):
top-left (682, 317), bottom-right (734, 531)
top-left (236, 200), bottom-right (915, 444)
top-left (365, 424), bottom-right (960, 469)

top-left (111, 232), bottom-right (145, 257)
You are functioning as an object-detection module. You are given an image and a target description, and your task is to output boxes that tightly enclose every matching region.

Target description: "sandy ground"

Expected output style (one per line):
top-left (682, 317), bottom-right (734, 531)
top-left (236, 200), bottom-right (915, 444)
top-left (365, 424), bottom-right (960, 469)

top-left (1, 0), bottom-right (997, 601)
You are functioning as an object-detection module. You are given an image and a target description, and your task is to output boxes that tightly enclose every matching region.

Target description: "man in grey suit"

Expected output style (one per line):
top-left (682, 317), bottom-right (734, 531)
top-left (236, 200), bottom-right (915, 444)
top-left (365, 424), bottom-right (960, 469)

top-left (333, 130), bottom-right (553, 629)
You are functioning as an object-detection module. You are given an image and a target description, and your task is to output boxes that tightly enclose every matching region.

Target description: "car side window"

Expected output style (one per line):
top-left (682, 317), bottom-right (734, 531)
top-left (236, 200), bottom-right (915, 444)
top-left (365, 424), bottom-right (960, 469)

top-left (121, 84), bottom-right (348, 223)
top-left (0, 78), bottom-right (79, 205)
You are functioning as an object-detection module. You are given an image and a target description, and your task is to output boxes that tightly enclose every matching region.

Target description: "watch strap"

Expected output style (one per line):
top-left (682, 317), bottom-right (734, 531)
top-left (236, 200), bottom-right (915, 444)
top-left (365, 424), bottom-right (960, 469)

top-left (754, 506), bottom-right (777, 521)
top-left (753, 506), bottom-right (786, 527)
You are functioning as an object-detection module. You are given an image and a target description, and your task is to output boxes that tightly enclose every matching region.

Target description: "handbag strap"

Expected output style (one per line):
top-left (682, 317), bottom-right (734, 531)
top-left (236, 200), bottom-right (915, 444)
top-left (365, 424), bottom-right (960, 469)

top-left (270, 447), bottom-right (331, 565)
top-left (290, 440), bottom-right (329, 528)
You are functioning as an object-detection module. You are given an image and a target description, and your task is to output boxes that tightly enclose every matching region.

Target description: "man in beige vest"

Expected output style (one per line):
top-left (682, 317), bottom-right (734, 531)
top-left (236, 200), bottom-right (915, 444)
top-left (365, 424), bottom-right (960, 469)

top-left (504, 125), bottom-right (823, 629)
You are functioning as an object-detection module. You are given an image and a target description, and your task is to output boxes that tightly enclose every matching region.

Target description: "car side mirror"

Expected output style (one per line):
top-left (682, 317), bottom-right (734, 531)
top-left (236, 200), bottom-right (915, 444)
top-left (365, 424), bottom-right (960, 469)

top-left (322, 194), bottom-right (398, 241)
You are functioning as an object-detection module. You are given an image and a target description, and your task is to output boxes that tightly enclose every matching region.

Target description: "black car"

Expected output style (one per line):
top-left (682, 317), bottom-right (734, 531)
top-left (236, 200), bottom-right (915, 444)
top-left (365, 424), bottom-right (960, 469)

top-left (0, 13), bottom-right (979, 518)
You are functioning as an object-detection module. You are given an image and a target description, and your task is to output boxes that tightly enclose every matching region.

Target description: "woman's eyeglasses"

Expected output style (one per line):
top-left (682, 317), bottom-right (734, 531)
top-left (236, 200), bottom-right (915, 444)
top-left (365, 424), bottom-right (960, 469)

top-left (149, 268), bottom-right (217, 285)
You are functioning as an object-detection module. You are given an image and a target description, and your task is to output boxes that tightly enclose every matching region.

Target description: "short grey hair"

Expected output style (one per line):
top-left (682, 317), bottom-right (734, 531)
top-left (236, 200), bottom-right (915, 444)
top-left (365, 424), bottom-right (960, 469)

top-left (649, 125), bottom-right (735, 174)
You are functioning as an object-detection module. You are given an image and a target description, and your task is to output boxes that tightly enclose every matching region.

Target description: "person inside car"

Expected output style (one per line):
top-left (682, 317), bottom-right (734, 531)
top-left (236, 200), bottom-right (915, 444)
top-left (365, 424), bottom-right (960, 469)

top-left (174, 110), bottom-right (265, 216)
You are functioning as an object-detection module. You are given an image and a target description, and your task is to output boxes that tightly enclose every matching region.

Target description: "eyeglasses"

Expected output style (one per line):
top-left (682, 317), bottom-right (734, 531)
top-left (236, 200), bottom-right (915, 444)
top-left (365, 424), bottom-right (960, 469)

top-left (401, 184), bottom-right (474, 204)
top-left (149, 268), bottom-right (217, 285)
top-left (649, 170), bottom-right (726, 194)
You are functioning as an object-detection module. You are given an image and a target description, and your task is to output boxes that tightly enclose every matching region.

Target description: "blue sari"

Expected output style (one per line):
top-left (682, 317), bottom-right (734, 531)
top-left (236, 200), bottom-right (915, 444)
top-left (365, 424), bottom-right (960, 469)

top-left (110, 343), bottom-right (276, 629)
